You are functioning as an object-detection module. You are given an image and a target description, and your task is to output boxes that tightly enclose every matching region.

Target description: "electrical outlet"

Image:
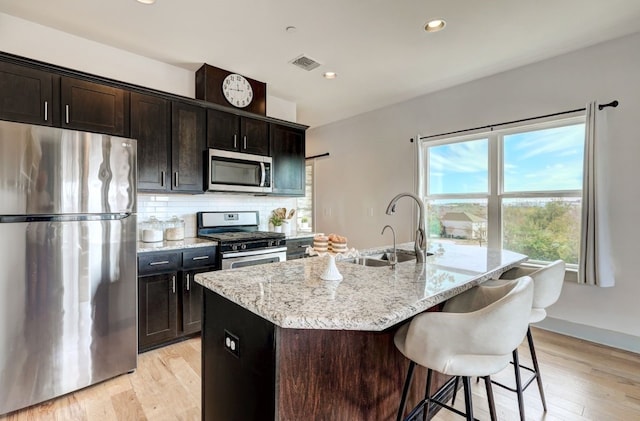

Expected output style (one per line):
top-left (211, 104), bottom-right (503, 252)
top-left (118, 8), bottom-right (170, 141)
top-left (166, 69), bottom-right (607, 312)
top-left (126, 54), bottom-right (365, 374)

top-left (224, 329), bottom-right (240, 358)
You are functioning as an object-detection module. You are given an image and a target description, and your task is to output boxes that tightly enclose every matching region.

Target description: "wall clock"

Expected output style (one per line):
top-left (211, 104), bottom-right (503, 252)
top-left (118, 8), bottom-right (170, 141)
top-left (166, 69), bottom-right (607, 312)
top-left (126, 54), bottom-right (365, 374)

top-left (222, 73), bottom-right (254, 108)
top-left (196, 64), bottom-right (267, 115)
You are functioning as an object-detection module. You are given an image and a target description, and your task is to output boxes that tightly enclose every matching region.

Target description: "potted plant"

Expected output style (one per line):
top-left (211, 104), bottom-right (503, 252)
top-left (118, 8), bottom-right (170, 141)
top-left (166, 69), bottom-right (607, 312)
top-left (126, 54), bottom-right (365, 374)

top-left (269, 214), bottom-right (283, 233)
top-left (300, 216), bottom-right (309, 230)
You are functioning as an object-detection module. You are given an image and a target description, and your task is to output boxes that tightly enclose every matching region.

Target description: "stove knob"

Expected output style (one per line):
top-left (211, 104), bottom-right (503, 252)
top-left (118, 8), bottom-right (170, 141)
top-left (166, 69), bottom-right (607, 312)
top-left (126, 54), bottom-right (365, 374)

top-left (241, 243), bottom-right (247, 250)
top-left (232, 244), bottom-right (238, 251)
top-left (269, 240), bottom-right (274, 247)
top-left (276, 240), bottom-right (282, 246)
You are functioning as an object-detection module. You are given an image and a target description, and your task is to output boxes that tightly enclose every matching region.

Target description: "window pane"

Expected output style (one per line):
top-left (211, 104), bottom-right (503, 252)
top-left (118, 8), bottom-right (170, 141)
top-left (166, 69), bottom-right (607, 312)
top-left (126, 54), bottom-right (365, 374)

top-left (503, 198), bottom-right (581, 264)
top-left (503, 124), bottom-right (585, 192)
top-left (296, 162), bottom-right (313, 232)
top-left (427, 199), bottom-right (488, 247)
top-left (428, 138), bottom-right (488, 195)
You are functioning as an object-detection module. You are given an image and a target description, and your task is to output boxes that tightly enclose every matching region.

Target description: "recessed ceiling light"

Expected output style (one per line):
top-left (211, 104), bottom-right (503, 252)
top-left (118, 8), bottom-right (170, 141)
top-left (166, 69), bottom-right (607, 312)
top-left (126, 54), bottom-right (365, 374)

top-left (137, 0), bottom-right (156, 4)
top-left (323, 72), bottom-right (337, 79)
top-left (424, 19), bottom-right (446, 32)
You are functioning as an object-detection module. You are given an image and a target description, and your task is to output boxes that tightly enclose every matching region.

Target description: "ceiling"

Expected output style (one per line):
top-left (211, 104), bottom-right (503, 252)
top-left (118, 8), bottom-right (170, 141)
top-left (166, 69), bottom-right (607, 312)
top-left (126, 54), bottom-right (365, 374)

top-left (2, 0), bottom-right (640, 128)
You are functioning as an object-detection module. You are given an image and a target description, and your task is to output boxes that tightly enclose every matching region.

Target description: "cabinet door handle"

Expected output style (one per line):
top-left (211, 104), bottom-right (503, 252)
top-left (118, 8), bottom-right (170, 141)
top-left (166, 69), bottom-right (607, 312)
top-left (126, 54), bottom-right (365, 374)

top-left (243, 135), bottom-right (247, 150)
top-left (171, 275), bottom-right (176, 294)
top-left (174, 172), bottom-right (179, 187)
top-left (149, 260), bottom-right (170, 266)
top-left (233, 134), bottom-right (237, 149)
top-left (44, 101), bottom-right (48, 122)
top-left (160, 171), bottom-right (165, 187)
top-left (192, 256), bottom-right (209, 261)
top-left (65, 105), bottom-right (70, 124)
top-left (186, 274), bottom-right (190, 291)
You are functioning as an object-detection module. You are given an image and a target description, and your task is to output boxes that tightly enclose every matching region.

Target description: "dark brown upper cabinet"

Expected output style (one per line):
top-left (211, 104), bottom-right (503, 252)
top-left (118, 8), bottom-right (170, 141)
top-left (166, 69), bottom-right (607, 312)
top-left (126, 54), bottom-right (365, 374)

top-left (0, 61), bottom-right (57, 126)
top-left (270, 124), bottom-right (306, 196)
top-left (131, 92), bottom-right (171, 192)
top-left (207, 108), bottom-right (269, 156)
top-left (171, 101), bottom-right (206, 193)
top-left (61, 76), bottom-right (129, 137)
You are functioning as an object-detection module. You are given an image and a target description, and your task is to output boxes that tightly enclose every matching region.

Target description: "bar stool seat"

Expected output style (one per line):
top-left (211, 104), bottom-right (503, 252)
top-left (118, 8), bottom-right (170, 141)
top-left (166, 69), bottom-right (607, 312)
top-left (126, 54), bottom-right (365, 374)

top-left (394, 276), bottom-right (534, 421)
top-left (484, 260), bottom-right (565, 420)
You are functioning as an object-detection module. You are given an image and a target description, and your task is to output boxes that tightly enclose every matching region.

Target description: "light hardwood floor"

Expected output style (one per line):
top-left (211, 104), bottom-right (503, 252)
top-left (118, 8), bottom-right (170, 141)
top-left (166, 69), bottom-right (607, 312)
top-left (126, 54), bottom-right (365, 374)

top-left (1, 328), bottom-right (638, 420)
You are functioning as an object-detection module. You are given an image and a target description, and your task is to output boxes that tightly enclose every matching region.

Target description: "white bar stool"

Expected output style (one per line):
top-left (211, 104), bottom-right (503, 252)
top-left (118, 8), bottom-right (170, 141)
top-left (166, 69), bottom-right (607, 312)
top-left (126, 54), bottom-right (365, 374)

top-left (484, 260), bottom-right (566, 420)
top-left (394, 276), bottom-right (534, 421)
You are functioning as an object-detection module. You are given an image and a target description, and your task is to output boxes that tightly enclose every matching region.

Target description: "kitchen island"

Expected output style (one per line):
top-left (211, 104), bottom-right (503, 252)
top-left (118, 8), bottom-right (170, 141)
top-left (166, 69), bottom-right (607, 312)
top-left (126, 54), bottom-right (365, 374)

top-left (195, 243), bottom-right (526, 420)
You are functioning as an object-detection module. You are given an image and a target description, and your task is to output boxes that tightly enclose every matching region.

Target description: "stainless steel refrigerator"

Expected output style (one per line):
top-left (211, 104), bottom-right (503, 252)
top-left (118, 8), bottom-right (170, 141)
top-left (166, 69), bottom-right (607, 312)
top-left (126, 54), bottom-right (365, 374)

top-left (0, 120), bottom-right (137, 415)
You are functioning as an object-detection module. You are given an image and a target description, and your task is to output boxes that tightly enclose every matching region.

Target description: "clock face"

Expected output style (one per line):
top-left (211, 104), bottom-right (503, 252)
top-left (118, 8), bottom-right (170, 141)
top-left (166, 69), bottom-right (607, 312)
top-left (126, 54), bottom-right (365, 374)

top-left (222, 74), bottom-right (254, 108)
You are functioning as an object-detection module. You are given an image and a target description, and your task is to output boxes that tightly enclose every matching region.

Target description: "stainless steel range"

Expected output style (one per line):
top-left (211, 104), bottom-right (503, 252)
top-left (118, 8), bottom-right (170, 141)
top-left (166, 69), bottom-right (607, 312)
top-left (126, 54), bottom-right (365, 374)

top-left (197, 211), bottom-right (287, 270)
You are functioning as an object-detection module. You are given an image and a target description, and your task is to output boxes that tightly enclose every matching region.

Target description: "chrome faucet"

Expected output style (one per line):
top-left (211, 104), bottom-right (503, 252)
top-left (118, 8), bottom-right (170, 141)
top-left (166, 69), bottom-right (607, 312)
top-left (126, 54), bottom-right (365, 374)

top-left (381, 225), bottom-right (397, 268)
top-left (385, 192), bottom-right (427, 263)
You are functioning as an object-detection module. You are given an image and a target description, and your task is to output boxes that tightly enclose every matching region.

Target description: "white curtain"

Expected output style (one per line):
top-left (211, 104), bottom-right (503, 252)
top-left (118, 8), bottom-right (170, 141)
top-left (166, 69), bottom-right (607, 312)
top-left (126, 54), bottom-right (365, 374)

top-left (579, 101), bottom-right (615, 286)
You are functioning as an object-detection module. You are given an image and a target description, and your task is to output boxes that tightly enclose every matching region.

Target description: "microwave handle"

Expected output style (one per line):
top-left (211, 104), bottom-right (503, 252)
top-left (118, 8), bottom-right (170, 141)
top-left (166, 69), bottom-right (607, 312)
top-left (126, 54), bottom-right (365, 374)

top-left (260, 162), bottom-right (266, 187)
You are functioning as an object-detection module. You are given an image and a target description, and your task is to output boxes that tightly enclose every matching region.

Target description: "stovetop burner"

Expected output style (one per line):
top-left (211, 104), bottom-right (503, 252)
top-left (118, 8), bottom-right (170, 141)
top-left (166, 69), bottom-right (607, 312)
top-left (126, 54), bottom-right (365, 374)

top-left (196, 211), bottom-right (286, 253)
top-left (199, 230), bottom-right (285, 243)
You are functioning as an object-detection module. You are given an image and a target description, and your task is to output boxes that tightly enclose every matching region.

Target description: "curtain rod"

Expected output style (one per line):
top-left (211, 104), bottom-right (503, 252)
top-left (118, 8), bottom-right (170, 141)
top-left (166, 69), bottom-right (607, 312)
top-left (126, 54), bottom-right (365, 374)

top-left (305, 152), bottom-right (330, 160)
top-left (414, 100), bottom-right (619, 142)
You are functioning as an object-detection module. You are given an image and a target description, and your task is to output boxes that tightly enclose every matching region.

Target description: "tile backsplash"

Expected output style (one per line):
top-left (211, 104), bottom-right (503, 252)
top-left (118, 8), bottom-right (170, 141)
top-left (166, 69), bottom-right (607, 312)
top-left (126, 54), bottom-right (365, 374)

top-left (138, 193), bottom-right (298, 238)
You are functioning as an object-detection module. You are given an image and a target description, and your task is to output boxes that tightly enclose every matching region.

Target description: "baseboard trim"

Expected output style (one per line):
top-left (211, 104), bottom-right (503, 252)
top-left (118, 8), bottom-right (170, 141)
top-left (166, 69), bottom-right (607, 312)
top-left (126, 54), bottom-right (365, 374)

top-left (534, 317), bottom-right (640, 354)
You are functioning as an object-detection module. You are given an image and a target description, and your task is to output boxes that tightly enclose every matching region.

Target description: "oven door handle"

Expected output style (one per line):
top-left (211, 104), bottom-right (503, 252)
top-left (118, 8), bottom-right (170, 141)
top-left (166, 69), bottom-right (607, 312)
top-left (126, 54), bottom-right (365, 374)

top-left (222, 246), bottom-right (288, 259)
top-left (259, 162), bottom-right (266, 187)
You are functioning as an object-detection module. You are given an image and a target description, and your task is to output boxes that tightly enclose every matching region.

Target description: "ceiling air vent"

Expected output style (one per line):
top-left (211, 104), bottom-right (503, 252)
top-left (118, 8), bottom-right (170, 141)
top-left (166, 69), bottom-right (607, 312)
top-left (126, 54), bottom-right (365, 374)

top-left (290, 54), bottom-right (322, 71)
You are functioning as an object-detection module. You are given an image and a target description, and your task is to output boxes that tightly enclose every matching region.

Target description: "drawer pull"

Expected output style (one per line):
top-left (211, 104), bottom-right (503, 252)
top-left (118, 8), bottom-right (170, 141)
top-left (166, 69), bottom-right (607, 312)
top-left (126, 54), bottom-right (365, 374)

top-left (192, 256), bottom-right (209, 261)
top-left (149, 260), bottom-right (170, 266)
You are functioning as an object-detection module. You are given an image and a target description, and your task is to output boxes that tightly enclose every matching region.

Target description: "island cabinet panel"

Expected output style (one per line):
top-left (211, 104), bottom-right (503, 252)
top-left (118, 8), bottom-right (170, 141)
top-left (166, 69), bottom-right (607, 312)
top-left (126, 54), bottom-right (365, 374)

top-left (0, 61), bottom-right (57, 126)
top-left (61, 76), bottom-right (129, 136)
top-left (202, 289), bottom-right (451, 421)
top-left (202, 291), bottom-right (276, 421)
top-left (130, 92), bottom-right (171, 192)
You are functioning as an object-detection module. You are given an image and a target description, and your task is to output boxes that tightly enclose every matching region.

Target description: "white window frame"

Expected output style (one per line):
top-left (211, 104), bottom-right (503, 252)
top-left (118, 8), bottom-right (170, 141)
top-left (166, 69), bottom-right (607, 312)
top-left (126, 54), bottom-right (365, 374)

top-left (421, 115), bottom-right (585, 270)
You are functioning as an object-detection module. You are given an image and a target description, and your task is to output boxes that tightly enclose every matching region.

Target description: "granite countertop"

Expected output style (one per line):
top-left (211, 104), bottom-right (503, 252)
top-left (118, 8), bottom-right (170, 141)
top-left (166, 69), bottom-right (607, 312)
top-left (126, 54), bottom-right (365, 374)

top-left (195, 243), bottom-right (527, 331)
top-left (137, 237), bottom-right (217, 253)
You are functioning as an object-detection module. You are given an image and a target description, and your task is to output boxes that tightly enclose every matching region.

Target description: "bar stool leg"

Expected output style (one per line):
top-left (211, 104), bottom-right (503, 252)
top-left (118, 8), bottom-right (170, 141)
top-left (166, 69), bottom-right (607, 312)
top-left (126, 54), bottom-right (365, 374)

top-left (397, 361), bottom-right (416, 421)
top-left (527, 327), bottom-right (548, 411)
top-left (483, 376), bottom-right (497, 421)
top-left (462, 376), bottom-right (474, 421)
top-left (422, 369), bottom-right (433, 421)
top-left (451, 376), bottom-right (460, 405)
top-left (512, 349), bottom-right (526, 421)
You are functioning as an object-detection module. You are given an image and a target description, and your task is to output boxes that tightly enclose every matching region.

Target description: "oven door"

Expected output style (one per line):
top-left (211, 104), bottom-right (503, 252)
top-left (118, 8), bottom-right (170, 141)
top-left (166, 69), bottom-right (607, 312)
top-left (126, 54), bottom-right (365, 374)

top-left (221, 247), bottom-right (287, 270)
top-left (208, 149), bottom-right (272, 193)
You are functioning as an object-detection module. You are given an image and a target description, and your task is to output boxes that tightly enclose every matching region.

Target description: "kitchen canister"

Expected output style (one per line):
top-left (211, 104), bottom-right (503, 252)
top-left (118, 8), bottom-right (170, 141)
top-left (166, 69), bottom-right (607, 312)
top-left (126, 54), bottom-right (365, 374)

top-left (164, 215), bottom-right (185, 241)
top-left (140, 216), bottom-right (164, 243)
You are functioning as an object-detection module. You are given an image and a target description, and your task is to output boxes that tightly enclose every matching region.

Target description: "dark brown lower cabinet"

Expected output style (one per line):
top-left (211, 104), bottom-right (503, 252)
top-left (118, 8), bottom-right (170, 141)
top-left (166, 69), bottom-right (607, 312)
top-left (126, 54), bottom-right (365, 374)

top-left (138, 272), bottom-right (179, 349)
top-left (285, 237), bottom-right (314, 260)
top-left (138, 247), bottom-right (217, 353)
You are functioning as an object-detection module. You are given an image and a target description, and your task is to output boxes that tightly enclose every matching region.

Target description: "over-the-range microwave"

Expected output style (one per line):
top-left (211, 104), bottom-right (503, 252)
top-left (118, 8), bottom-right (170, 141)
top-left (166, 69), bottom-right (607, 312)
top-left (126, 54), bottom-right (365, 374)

top-left (206, 149), bottom-right (272, 193)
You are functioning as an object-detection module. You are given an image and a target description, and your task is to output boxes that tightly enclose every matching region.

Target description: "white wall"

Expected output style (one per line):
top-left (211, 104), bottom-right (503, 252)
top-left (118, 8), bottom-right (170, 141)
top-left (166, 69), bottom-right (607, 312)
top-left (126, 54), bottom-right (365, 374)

top-left (308, 32), bottom-right (640, 344)
top-left (0, 12), bottom-right (296, 122)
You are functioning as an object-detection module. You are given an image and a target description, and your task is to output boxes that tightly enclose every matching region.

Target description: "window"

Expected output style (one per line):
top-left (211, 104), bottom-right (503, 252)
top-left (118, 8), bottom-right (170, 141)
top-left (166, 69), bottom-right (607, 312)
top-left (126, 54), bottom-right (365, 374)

top-left (422, 117), bottom-right (585, 266)
top-left (296, 161), bottom-right (314, 232)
